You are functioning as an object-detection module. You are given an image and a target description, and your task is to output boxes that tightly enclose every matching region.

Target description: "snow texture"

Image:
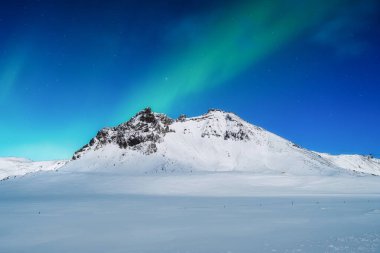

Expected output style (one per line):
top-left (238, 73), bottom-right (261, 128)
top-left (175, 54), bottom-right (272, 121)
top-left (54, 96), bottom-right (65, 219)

top-left (1, 108), bottom-right (380, 252)
top-left (68, 108), bottom-right (380, 177)
top-left (0, 157), bottom-right (66, 181)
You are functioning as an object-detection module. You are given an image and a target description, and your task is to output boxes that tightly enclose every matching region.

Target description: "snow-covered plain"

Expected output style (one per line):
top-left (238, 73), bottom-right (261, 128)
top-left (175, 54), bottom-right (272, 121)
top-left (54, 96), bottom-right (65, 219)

top-left (1, 109), bottom-right (380, 252)
top-left (1, 168), bottom-right (380, 252)
top-left (1, 192), bottom-right (380, 252)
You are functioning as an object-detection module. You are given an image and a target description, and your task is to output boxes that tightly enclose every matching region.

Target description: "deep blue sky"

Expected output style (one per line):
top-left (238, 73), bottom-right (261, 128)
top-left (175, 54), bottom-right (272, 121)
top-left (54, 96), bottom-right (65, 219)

top-left (0, 0), bottom-right (379, 160)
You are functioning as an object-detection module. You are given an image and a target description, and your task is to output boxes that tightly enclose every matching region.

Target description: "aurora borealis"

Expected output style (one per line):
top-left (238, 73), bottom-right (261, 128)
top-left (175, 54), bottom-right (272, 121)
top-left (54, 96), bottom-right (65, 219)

top-left (1, 0), bottom-right (379, 160)
top-left (116, 1), bottom-right (343, 118)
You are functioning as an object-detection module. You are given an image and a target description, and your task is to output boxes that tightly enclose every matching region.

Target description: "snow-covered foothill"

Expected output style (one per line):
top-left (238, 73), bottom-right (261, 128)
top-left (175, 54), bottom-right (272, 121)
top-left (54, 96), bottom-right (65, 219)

top-left (0, 157), bottom-right (66, 180)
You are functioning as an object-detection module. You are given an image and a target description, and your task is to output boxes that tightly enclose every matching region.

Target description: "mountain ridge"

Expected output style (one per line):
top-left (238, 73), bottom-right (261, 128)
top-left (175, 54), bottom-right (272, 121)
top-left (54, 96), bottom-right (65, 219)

top-left (1, 107), bottom-right (379, 180)
top-left (67, 107), bottom-right (380, 176)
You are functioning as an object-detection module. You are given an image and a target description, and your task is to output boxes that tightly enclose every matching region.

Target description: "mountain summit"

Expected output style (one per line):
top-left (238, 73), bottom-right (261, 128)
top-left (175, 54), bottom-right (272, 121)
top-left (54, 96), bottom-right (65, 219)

top-left (69, 108), bottom-right (380, 176)
top-left (73, 107), bottom-right (174, 158)
top-left (72, 108), bottom-right (257, 160)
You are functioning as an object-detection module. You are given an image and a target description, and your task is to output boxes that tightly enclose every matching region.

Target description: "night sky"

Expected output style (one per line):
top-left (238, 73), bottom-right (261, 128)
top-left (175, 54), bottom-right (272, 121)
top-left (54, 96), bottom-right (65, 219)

top-left (1, 0), bottom-right (379, 160)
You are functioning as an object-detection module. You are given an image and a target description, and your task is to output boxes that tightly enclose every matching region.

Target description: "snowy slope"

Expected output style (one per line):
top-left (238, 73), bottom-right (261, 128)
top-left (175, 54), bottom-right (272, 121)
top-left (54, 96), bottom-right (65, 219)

top-left (0, 157), bottom-right (66, 180)
top-left (66, 108), bottom-right (380, 176)
top-left (319, 153), bottom-right (380, 176)
top-left (1, 110), bottom-right (379, 253)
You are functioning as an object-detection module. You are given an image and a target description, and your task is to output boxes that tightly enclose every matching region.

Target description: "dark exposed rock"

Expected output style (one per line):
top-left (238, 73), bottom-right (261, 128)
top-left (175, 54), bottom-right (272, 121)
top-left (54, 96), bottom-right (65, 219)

top-left (72, 107), bottom-right (175, 159)
top-left (146, 143), bottom-right (157, 154)
top-left (224, 129), bottom-right (249, 141)
top-left (177, 114), bottom-right (187, 122)
top-left (95, 128), bottom-right (111, 145)
top-left (139, 109), bottom-right (156, 124)
top-left (225, 114), bottom-right (233, 121)
top-left (72, 107), bottom-right (253, 160)
top-left (207, 108), bottom-right (224, 113)
top-left (127, 136), bottom-right (143, 146)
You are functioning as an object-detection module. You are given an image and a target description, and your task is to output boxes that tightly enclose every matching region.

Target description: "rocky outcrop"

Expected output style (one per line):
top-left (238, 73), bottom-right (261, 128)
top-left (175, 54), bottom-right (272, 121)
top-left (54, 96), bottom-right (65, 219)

top-left (72, 107), bottom-right (174, 160)
top-left (72, 108), bottom-right (259, 160)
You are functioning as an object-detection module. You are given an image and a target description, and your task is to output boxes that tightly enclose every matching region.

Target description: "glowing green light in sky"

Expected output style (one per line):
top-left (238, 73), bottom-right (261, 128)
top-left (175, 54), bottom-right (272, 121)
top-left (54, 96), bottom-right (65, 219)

top-left (0, 47), bottom-right (28, 104)
top-left (115, 0), bottom-right (344, 121)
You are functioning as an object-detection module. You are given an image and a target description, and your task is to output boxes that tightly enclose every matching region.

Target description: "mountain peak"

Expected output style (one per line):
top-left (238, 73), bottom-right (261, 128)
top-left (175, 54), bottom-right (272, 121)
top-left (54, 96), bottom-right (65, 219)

top-left (120, 107), bottom-right (173, 128)
top-left (72, 108), bottom-right (174, 160)
top-left (72, 108), bottom-right (252, 160)
top-left (207, 108), bottom-right (226, 113)
top-left (69, 107), bottom-right (380, 176)
top-left (205, 108), bottom-right (234, 117)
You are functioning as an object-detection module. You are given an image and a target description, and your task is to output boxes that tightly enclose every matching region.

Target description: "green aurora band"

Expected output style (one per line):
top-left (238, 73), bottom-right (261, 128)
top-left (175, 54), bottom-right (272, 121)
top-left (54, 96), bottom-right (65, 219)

top-left (0, 46), bottom-right (28, 104)
top-left (115, 0), bottom-right (346, 121)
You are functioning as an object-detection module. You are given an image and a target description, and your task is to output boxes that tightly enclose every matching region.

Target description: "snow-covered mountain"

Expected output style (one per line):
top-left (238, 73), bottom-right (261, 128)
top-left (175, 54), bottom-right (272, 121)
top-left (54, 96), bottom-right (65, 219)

top-left (1, 108), bottom-right (379, 253)
top-left (0, 157), bottom-right (66, 180)
top-left (65, 108), bottom-right (380, 176)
